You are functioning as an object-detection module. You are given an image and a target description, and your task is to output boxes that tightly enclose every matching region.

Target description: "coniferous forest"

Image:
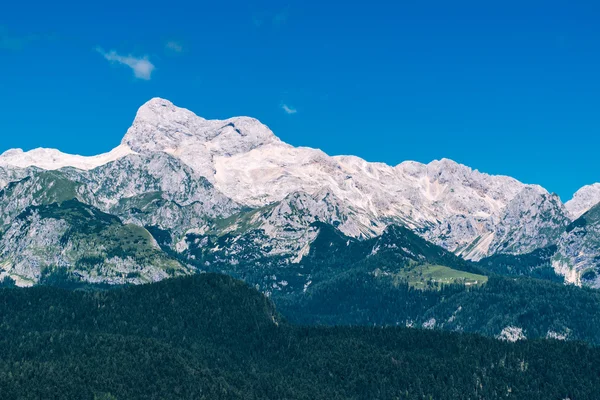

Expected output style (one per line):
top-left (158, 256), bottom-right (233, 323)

top-left (0, 273), bottom-right (599, 399)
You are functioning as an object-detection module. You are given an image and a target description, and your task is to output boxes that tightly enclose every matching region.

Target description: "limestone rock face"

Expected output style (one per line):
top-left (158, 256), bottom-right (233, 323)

top-left (1, 97), bottom-right (599, 287)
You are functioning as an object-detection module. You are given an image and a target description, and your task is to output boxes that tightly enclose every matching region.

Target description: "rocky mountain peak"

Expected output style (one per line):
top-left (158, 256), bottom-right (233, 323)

top-left (122, 97), bottom-right (279, 156)
top-left (120, 98), bottom-right (281, 180)
top-left (486, 185), bottom-right (570, 256)
top-left (565, 183), bottom-right (600, 219)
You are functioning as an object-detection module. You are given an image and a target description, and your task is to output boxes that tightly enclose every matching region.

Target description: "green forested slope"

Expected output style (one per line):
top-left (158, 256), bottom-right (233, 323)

top-left (164, 221), bottom-right (600, 344)
top-left (0, 274), bottom-right (599, 399)
top-left (477, 245), bottom-right (563, 282)
top-left (275, 227), bottom-right (600, 344)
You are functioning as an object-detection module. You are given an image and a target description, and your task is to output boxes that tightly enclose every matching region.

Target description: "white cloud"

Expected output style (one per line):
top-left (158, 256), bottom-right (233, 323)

top-left (97, 48), bottom-right (155, 80)
top-left (281, 104), bottom-right (297, 114)
top-left (165, 41), bottom-right (183, 52)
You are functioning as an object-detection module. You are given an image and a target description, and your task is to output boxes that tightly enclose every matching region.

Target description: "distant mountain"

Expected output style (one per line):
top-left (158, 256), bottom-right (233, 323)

top-left (0, 98), bottom-right (599, 288)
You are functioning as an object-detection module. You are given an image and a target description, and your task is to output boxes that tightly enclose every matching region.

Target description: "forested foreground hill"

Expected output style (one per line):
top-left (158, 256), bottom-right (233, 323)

top-left (0, 274), bottom-right (599, 399)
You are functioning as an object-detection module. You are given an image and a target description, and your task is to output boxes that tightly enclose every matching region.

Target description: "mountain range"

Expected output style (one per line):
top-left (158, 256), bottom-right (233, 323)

top-left (1, 98), bottom-right (599, 290)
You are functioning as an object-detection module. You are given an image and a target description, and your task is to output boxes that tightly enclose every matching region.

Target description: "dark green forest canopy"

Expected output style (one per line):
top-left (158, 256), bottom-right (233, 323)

top-left (277, 242), bottom-right (600, 344)
top-left (0, 274), bottom-right (599, 399)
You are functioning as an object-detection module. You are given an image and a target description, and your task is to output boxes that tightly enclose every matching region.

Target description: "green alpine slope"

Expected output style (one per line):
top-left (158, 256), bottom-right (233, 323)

top-left (0, 199), bottom-right (189, 286)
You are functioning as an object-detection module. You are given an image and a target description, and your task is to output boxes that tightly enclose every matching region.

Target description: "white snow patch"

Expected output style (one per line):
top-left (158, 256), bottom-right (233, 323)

top-left (0, 144), bottom-right (134, 171)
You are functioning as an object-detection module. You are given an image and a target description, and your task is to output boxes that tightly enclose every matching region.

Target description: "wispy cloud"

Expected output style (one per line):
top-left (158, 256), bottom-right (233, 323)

top-left (253, 9), bottom-right (290, 28)
top-left (281, 104), bottom-right (297, 114)
top-left (97, 48), bottom-right (155, 80)
top-left (165, 41), bottom-right (183, 53)
top-left (273, 10), bottom-right (289, 26)
top-left (0, 26), bottom-right (40, 50)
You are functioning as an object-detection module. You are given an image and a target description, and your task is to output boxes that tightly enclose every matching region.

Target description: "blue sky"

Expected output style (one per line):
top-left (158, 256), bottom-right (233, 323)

top-left (1, 0), bottom-right (599, 200)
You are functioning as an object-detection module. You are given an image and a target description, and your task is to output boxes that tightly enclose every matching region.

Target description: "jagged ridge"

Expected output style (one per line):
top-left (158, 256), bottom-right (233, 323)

top-left (0, 98), bottom-right (599, 285)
